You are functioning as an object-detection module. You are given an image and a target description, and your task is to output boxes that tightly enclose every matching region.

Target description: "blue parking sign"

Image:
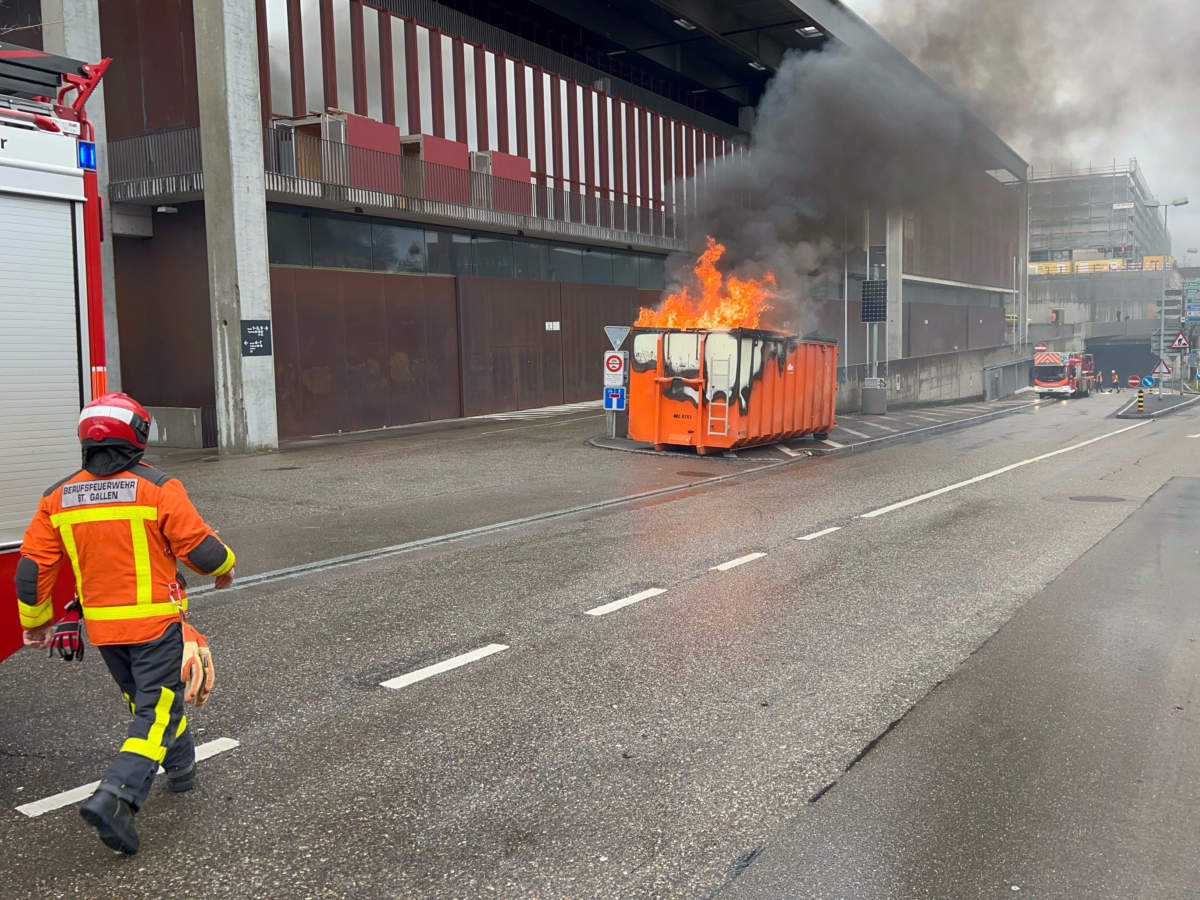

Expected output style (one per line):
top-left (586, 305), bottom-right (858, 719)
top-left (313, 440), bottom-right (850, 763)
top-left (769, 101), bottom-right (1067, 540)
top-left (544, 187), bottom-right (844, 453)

top-left (604, 387), bottom-right (626, 411)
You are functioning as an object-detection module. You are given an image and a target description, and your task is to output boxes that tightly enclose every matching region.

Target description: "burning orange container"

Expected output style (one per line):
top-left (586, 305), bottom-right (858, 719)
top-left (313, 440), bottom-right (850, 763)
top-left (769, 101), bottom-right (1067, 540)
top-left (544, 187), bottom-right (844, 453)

top-left (628, 327), bottom-right (838, 453)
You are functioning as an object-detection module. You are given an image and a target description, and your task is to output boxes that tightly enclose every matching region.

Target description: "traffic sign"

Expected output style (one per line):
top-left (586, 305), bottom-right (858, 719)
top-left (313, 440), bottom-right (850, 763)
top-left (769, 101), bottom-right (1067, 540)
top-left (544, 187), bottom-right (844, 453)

top-left (1170, 331), bottom-right (1191, 351)
top-left (1152, 359), bottom-right (1172, 375)
top-left (1142, 376), bottom-right (1155, 388)
top-left (1129, 375), bottom-right (1142, 388)
top-left (603, 386), bottom-right (626, 411)
top-left (603, 350), bottom-right (627, 387)
top-left (1186, 280), bottom-right (1200, 300)
top-left (604, 325), bottom-right (631, 350)
top-left (1034, 341), bottom-right (1047, 353)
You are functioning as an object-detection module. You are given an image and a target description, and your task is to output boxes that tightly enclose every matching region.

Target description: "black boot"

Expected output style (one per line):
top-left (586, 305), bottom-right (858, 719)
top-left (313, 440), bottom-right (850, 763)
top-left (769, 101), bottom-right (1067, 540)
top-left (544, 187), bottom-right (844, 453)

top-left (80, 790), bottom-right (140, 855)
top-left (166, 763), bottom-right (195, 793)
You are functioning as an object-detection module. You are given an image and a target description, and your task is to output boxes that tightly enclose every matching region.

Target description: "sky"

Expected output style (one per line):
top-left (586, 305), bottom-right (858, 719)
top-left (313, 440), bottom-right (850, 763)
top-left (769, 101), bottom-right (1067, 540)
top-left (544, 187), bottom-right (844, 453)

top-left (841, 0), bottom-right (1200, 261)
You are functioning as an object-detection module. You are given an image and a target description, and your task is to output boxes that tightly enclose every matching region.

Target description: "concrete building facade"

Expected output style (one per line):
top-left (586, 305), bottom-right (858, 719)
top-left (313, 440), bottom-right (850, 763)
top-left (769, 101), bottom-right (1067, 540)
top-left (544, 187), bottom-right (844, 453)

top-left (4, 0), bottom-right (1031, 449)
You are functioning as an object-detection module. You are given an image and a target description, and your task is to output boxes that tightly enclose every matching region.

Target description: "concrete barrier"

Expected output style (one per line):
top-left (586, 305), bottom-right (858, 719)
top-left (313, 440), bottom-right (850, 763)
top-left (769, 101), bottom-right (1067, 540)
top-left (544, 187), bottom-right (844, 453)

top-left (146, 406), bottom-right (207, 448)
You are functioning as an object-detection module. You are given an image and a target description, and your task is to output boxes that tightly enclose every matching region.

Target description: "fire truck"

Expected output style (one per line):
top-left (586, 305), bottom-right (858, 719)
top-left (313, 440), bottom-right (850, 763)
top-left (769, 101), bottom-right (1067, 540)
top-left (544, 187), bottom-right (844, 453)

top-left (1033, 350), bottom-right (1096, 398)
top-left (0, 42), bottom-right (110, 661)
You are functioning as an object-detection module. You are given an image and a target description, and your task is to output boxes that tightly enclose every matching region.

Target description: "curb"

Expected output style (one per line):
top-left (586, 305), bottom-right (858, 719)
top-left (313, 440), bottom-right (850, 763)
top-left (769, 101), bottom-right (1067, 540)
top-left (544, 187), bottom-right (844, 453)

top-left (1115, 393), bottom-right (1200, 419)
top-left (589, 400), bottom-right (1044, 460)
top-left (808, 401), bottom-right (1044, 456)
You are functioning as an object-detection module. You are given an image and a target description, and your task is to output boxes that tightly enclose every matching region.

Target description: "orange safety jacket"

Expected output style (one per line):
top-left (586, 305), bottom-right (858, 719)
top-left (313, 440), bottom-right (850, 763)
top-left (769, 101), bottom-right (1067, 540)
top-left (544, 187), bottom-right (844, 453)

top-left (15, 462), bottom-right (235, 645)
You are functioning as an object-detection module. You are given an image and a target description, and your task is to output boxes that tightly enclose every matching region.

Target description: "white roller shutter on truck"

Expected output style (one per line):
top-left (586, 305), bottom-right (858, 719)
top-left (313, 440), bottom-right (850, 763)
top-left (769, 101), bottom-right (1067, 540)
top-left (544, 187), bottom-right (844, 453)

top-left (0, 192), bottom-right (83, 546)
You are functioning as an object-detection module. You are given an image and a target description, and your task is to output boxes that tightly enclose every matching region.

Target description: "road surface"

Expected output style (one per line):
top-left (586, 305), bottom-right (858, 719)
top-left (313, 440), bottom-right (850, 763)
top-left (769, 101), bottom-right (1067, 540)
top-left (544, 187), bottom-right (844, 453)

top-left (1, 393), bottom-right (1197, 898)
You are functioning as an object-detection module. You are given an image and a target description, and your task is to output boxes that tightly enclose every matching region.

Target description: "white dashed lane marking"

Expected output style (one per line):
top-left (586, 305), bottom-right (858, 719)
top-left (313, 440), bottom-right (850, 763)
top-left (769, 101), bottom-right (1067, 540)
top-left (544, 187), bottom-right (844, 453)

top-left (710, 552), bottom-right (766, 572)
top-left (16, 737), bottom-right (241, 818)
top-left (380, 644), bottom-right (509, 690)
top-left (798, 526), bottom-right (842, 541)
top-left (585, 588), bottom-right (667, 617)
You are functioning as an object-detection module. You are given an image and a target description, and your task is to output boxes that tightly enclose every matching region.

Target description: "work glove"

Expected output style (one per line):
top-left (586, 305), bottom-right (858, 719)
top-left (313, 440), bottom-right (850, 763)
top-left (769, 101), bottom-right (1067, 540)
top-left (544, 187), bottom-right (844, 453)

top-left (180, 622), bottom-right (215, 706)
top-left (48, 600), bottom-right (85, 662)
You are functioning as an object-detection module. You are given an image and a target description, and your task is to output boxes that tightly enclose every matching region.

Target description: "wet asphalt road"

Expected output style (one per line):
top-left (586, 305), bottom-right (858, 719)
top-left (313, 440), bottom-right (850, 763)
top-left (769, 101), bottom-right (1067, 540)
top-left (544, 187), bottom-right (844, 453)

top-left (1, 393), bottom-right (1198, 897)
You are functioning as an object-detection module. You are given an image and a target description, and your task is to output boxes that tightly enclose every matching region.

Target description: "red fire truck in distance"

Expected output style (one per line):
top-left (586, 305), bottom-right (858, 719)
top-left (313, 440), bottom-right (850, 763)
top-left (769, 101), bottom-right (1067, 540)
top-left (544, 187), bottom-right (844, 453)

top-left (1033, 350), bottom-right (1096, 398)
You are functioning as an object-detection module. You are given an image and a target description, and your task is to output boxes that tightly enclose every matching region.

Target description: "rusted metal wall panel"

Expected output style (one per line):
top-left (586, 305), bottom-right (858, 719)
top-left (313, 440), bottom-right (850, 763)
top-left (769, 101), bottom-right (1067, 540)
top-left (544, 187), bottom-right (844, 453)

top-left (99, 0), bottom-right (201, 140)
top-left (906, 301), bottom-right (968, 358)
top-left (560, 284), bottom-right (641, 402)
top-left (385, 275), bottom-right (460, 428)
top-left (967, 305), bottom-right (1006, 350)
top-left (271, 268), bottom-right (461, 438)
top-left (456, 276), bottom-right (563, 416)
top-left (113, 204), bottom-right (214, 409)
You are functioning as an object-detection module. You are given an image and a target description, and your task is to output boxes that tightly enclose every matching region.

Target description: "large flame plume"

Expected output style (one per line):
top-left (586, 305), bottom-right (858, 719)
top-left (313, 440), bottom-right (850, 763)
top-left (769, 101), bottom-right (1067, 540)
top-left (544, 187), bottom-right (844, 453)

top-left (635, 237), bottom-right (776, 330)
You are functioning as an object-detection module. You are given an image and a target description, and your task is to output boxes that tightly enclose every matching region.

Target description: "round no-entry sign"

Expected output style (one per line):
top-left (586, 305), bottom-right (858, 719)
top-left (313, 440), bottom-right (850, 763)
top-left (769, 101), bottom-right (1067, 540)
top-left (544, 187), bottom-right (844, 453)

top-left (1128, 375), bottom-right (1141, 388)
top-left (603, 350), bottom-right (627, 387)
top-left (1034, 342), bottom-right (1048, 353)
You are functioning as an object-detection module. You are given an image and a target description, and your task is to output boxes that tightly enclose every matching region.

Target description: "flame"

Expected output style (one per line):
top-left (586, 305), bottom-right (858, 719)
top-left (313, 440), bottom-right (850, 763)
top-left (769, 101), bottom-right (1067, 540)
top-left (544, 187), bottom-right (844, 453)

top-left (636, 237), bottom-right (775, 330)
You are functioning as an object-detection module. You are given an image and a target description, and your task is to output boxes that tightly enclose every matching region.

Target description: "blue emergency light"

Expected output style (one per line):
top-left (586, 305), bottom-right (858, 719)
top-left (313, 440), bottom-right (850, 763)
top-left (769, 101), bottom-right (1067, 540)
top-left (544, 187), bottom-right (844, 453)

top-left (77, 140), bottom-right (97, 171)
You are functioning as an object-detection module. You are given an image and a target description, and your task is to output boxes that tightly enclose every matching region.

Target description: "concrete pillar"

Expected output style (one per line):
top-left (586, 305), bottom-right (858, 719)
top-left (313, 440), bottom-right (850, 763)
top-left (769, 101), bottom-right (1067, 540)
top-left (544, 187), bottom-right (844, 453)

top-left (40, 0), bottom-right (121, 391)
top-left (886, 210), bottom-right (904, 362)
top-left (193, 0), bottom-right (278, 452)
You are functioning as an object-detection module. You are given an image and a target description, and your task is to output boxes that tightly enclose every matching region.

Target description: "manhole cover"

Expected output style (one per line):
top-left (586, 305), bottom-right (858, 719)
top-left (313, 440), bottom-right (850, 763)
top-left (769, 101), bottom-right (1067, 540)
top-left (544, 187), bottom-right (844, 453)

top-left (1068, 495), bottom-right (1126, 503)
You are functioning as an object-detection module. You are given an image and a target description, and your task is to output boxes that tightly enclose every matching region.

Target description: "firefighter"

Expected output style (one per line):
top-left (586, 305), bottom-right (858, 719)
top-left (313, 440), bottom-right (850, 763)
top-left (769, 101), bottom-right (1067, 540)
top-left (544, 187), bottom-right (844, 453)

top-left (15, 393), bottom-right (235, 855)
top-left (1111, 369), bottom-right (1120, 393)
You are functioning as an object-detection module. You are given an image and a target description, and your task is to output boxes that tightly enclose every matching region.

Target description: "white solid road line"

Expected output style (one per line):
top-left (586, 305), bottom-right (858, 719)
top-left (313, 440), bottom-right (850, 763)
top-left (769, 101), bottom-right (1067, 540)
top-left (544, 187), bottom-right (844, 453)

top-left (775, 443), bottom-right (804, 457)
top-left (711, 552), bottom-right (766, 572)
top-left (1188, 434), bottom-right (1200, 439)
top-left (16, 738), bottom-right (241, 819)
top-left (861, 421), bottom-right (1149, 519)
top-left (798, 526), bottom-right (843, 541)
top-left (585, 587), bottom-right (668, 617)
top-left (907, 414), bottom-right (944, 423)
top-left (836, 425), bottom-right (872, 439)
top-left (381, 643), bottom-right (509, 690)
top-left (861, 421), bottom-right (899, 432)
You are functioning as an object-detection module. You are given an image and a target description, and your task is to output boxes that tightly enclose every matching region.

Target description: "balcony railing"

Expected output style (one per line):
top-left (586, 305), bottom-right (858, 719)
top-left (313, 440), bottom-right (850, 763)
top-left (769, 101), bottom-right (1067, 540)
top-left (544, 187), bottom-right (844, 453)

top-left (109, 126), bottom-right (687, 252)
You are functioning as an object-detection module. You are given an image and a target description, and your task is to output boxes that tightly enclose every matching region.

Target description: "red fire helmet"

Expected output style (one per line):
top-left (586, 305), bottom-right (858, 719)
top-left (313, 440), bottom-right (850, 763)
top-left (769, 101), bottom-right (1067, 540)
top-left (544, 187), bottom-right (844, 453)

top-left (77, 393), bottom-right (151, 449)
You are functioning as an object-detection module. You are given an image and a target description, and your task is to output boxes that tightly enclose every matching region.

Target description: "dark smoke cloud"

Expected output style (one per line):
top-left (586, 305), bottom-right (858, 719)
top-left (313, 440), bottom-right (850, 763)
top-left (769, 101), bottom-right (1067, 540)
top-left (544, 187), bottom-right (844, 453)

top-left (676, 43), bottom-right (999, 327)
top-left (847, 0), bottom-right (1200, 252)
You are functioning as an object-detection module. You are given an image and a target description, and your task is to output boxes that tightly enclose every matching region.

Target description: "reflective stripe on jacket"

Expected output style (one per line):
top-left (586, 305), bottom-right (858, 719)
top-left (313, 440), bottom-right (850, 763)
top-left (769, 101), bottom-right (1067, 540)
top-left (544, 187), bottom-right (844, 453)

top-left (15, 462), bottom-right (234, 645)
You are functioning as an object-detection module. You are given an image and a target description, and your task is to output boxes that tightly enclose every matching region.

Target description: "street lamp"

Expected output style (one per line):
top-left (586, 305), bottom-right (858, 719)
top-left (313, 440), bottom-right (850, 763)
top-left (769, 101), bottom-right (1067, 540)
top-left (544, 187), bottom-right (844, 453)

top-left (1146, 196), bottom-right (1189, 393)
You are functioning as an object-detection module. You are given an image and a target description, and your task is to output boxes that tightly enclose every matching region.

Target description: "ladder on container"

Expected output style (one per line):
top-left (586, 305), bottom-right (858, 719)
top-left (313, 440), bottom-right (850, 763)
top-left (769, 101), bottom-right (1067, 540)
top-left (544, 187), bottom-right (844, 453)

top-left (707, 392), bottom-right (730, 436)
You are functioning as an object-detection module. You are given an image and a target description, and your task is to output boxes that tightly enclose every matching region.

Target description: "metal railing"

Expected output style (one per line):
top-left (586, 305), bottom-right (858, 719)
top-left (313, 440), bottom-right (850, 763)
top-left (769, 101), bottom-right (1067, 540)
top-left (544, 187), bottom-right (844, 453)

top-left (108, 127), bottom-right (687, 252)
top-left (109, 127), bottom-right (204, 201)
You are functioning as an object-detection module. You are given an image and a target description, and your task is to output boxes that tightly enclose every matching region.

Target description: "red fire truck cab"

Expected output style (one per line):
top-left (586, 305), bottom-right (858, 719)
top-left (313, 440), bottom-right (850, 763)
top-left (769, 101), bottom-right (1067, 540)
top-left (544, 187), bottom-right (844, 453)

top-left (0, 42), bottom-right (110, 662)
top-left (1033, 350), bottom-right (1096, 398)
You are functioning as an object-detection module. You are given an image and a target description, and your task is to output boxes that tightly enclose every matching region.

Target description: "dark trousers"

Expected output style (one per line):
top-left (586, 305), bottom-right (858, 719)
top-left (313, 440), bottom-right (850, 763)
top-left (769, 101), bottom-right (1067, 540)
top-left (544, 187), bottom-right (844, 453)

top-left (97, 622), bottom-right (195, 810)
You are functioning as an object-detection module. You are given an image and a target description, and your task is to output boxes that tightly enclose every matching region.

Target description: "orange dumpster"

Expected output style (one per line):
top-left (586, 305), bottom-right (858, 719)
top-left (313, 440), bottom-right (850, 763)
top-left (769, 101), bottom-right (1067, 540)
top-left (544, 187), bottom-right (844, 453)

top-left (627, 327), bottom-right (838, 453)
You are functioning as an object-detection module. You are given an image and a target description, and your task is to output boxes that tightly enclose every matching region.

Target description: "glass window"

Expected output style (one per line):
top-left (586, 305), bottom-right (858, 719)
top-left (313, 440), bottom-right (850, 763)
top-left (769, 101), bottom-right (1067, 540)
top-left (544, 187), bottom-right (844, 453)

top-left (311, 214), bottom-right (372, 269)
top-left (372, 223), bottom-right (426, 273)
top-left (513, 240), bottom-right (549, 281)
top-left (451, 232), bottom-right (474, 275)
top-left (582, 248), bottom-right (613, 284)
top-left (638, 254), bottom-right (666, 290)
top-left (549, 244), bottom-right (583, 282)
top-left (473, 234), bottom-right (514, 278)
top-left (425, 229), bottom-right (452, 274)
top-left (611, 252), bottom-right (638, 286)
top-left (267, 208), bottom-right (312, 266)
